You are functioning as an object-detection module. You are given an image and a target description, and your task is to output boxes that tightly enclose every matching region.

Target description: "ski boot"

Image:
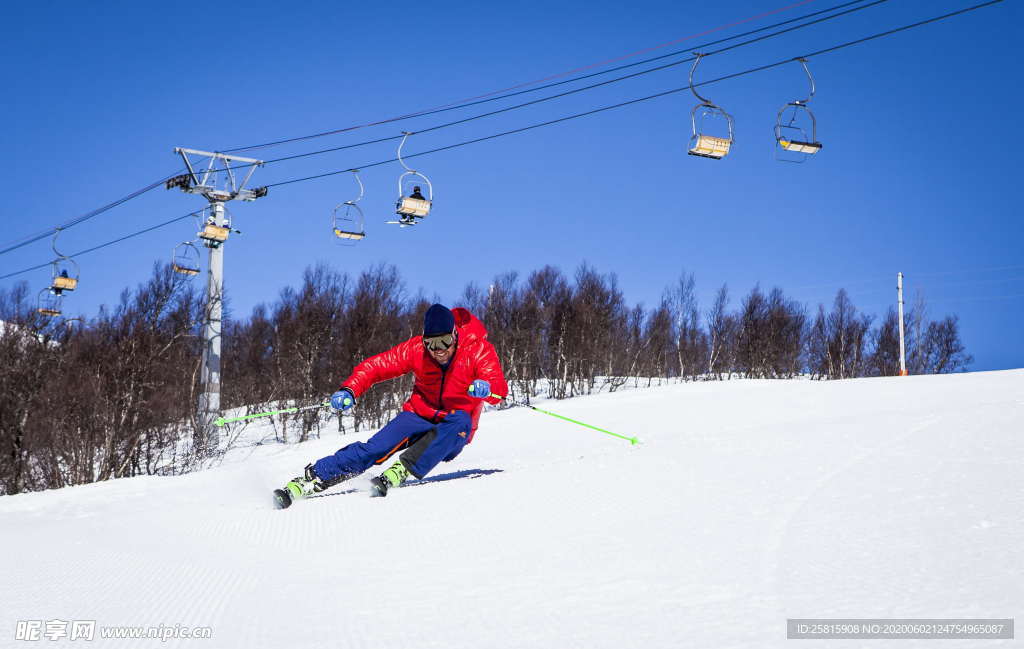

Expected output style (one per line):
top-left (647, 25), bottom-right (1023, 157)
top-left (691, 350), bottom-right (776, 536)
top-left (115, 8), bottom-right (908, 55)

top-left (370, 460), bottom-right (410, 498)
top-left (273, 463), bottom-right (327, 509)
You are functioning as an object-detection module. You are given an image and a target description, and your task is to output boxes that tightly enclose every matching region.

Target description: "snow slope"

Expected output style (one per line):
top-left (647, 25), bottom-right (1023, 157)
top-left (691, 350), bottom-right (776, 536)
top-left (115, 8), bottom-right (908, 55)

top-left (2, 371), bottom-right (1022, 648)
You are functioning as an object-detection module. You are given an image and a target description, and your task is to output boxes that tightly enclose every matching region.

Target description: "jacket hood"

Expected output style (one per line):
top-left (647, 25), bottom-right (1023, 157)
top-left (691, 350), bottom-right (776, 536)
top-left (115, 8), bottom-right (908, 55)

top-left (453, 307), bottom-right (488, 345)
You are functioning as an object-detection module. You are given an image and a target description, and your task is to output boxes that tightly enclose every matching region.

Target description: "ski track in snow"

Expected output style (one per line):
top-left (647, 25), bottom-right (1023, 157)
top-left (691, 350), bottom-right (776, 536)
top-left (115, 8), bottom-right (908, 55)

top-left (1, 371), bottom-right (1022, 648)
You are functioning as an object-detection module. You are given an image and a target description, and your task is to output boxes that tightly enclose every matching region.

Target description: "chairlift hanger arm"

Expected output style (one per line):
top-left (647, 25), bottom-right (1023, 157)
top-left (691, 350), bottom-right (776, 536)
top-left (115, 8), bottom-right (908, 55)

top-left (51, 228), bottom-right (67, 260)
top-left (397, 132), bottom-right (416, 172)
top-left (688, 53), bottom-right (717, 107)
top-left (794, 57), bottom-right (816, 105)
top-left (349, 170), bottom-right (364, 205)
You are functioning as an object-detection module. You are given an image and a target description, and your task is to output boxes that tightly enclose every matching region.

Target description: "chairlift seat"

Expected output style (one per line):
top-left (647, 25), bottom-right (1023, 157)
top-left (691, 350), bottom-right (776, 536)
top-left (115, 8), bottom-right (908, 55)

top-left (779, 139), bottom-right (822, 154)
top-left (37, 307), bottom-right (61, 317)
top-left (172, 264), bottom-right (201, 276)
top-left (333, 228), bottom-right (366, 241)
top-left (397, 197), bottom-right (431, 218)
top-left (199, 224), bottom-right (230, 243)
top-left (688, 135), bottom-right (732, 159)
top-left (52, 276), bottom-right (78, 291)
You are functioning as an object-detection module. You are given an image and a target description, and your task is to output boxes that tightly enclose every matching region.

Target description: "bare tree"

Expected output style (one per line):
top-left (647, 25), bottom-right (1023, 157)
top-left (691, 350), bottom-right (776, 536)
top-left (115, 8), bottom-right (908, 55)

top-left (807, 289), bottom-right (872, 380)
top-left (867, 307), bottom-right (902, 377)
top-left (669, 272), bottom-right (707, 381)
top-left (919, 315), bottom-right (972, 373)
top-left (705, 284), bottom-right (734, 380)
top-left (526, 266), bottom-right (572, 399)
top-left (643, 299), bottom-right (676, 383)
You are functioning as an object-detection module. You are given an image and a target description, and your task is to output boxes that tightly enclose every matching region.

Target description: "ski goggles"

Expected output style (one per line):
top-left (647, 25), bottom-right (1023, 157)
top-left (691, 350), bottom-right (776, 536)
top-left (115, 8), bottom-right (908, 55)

top-left (423, 332), bottom-right (455, 351)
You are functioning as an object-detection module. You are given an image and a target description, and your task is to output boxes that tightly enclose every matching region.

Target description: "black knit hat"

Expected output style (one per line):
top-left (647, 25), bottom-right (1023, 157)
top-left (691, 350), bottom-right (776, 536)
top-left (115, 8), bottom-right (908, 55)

top-left (423, 304), bottom-right (455, 336)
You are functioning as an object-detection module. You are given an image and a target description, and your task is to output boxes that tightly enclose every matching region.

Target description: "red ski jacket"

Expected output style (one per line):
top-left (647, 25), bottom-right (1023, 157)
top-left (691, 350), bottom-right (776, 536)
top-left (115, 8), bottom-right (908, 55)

top-left (340, 308), bottom-right (508, 442)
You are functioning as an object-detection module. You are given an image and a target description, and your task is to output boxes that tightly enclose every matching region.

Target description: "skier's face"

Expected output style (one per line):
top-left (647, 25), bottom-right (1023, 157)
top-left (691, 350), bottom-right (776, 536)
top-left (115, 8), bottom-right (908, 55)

top-left (429, 343), bottom-right (454, 364)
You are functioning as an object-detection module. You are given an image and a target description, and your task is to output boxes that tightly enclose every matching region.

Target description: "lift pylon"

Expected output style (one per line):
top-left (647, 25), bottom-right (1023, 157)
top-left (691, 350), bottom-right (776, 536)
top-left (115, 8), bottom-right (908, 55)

top-left (166, 147), bottom-right (266, 456)
top-left (166, 148), bottom-right (268, 202)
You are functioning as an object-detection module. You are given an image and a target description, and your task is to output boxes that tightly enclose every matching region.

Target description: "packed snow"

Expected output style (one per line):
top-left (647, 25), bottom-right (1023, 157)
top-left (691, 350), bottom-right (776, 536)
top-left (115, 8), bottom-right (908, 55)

top-left (1, 370), bottom-right (1021, 648)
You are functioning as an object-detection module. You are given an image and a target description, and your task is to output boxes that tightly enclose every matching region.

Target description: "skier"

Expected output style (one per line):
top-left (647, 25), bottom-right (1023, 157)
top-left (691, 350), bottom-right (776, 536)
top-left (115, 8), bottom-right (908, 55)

top-left (275, 303), bottom-right (508, 507)
top-left (53, 269), bottom-right (69, 295)
top-left (409, 185), bottom-right (426, 201)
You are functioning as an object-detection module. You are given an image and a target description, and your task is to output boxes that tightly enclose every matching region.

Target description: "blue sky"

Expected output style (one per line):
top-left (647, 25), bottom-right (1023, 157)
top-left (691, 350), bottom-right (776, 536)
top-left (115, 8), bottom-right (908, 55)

top-left (1, 0), bottom-right (1020, 370)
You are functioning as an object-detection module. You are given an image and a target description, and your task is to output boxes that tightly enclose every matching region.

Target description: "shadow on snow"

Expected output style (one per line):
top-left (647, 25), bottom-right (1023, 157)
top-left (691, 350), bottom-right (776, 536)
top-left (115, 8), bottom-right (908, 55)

top-left (309, 468), bottom-right (505, 499)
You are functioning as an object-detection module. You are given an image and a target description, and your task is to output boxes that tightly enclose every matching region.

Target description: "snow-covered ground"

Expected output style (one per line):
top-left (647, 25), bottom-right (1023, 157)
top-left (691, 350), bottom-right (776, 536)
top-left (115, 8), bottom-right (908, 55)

top-left (2, 371), bottom-right (1022, 648)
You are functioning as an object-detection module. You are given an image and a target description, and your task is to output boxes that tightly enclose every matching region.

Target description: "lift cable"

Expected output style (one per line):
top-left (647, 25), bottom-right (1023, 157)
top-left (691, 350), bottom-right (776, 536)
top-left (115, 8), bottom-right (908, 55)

top-left (0, 0), bottom-right (1005, 282)
top-left (0, 0), bottom-right (877, 256)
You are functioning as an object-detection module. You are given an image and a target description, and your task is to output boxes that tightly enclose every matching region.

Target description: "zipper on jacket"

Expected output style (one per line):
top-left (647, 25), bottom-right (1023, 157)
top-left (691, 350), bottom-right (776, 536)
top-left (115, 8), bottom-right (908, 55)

top-left (437, 364), bottom-right (448, 411)
top-left (430, 341), bottom-right (457, 417)
top-left (433, 344), bottom-right (458, 414)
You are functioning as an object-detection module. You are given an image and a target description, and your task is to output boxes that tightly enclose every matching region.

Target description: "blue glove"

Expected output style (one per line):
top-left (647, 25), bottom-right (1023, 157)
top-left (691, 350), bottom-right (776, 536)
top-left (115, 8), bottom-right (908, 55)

top-left (468, 379), bottom-right (491, 399)
top-left (330, 388), bottom-right (355, 411)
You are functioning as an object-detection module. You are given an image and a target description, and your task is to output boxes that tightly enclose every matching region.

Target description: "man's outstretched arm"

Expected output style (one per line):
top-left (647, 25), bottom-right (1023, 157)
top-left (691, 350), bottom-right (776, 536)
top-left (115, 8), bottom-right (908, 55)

top-left (341, 338), bottom-right (418, 398)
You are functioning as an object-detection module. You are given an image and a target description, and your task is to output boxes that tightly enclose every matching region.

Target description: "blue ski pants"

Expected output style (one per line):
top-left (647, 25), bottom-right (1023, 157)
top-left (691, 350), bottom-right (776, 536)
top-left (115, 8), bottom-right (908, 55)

top-left (313, 410), bottom-right (472, 482)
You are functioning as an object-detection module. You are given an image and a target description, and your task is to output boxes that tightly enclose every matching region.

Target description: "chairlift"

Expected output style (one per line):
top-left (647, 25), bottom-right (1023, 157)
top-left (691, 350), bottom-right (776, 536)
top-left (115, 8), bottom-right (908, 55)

top-left (199, 224), bottom-right (230, 245)
top-left (195, 208), bottom-right (232, 247)
top-left (172, 241), bottom-right (202, 276)
top-left (49, 229), bottom-right (79, 293)
top-left (774, 58), bottom-right (822, 162)
top-left (37, 288), bottom-right (62, 318)
top-left (388, 132), bottom-right (433, 227)
top-left (333, 171), bottom-right (367, 242)
top-left (687, 53), bottom-right (735, 160)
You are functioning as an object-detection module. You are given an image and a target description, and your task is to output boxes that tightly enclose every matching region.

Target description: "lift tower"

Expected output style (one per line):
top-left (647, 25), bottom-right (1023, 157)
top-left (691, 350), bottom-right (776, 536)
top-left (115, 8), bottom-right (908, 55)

top-left (167, 148), bottom-right (267, 454)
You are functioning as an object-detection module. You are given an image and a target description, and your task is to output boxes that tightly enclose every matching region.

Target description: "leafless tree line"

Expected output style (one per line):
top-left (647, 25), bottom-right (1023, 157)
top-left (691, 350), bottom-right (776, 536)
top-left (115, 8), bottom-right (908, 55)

top-left (0, 265), bottom-right (203, 495)
top-left (0, 262), bottom-right (970, 494)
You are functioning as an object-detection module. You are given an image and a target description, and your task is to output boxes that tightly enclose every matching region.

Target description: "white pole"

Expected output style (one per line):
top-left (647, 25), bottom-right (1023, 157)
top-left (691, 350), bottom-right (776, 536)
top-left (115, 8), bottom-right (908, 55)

top-left (169, 148), bottom-right (264, 457)
top-left (198, 201), bottom-right (226, 451)
top-left (897, 272), bottom-right (907, 376)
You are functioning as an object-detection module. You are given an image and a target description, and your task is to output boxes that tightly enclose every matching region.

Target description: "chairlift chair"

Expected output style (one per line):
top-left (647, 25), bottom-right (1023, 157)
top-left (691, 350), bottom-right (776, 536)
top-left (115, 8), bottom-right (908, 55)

top-left (50, 260), bottom-right (79, 293)
top-left (49, 230), bottom-right (79, 293)
top-left (191, 208), bottom-right (230, 247)
top-left (37, 288), bottom-right (62, 318)
top-left (333, 171), bottom-right (367, 241)
top-left (171, 241), bottom-right (202, 276)
top-left (687, 53), bottom-right (735, 160)
top-left (389, 133), bottom-right (433, 227)
top-left (198, 223), bottom-right (230, 246)
top-left (774, 58), bottom-right (822, 162)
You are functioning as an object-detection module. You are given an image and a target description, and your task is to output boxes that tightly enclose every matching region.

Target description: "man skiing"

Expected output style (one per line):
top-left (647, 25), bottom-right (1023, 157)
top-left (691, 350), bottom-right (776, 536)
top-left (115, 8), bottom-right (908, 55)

top-left (274, 303), bottom-right (508, 508)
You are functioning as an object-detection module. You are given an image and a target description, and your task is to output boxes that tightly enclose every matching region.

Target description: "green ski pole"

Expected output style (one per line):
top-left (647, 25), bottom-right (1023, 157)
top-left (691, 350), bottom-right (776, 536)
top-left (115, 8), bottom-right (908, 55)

top-left (214, 401), bottom-right (331, 427)
top-left (495, 395), bottom-right (640, 445)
